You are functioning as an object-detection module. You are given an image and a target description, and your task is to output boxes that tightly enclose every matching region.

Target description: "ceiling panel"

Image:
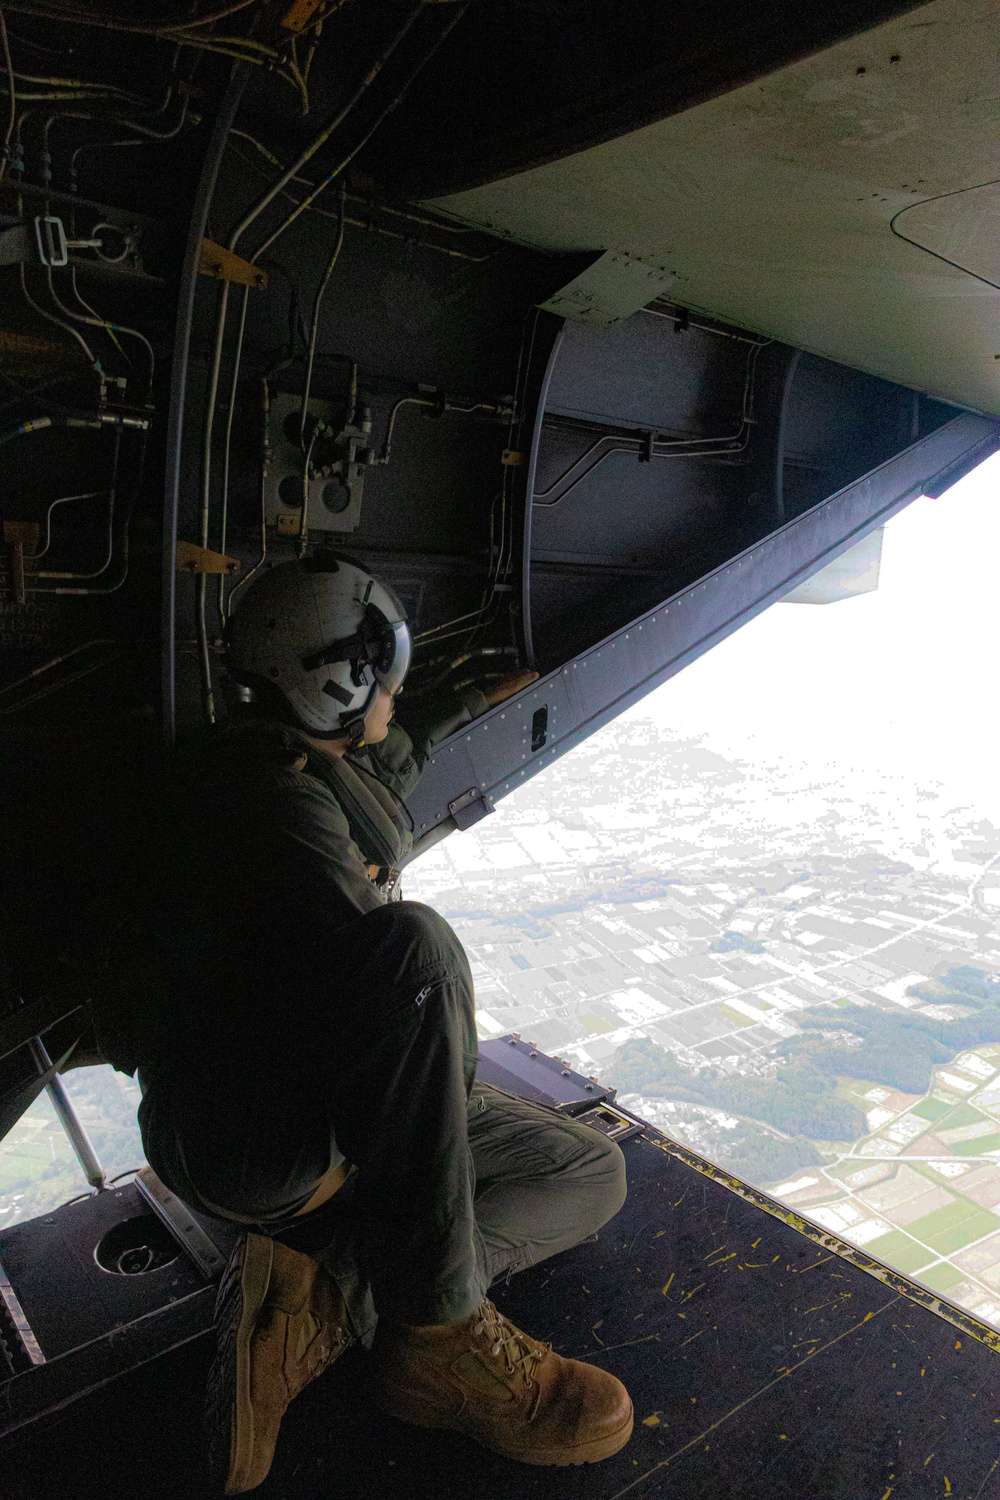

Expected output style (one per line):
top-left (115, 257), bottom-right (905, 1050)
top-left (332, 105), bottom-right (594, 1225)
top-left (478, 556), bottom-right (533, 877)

top-left (427, 0), bottom-right (1000, 414)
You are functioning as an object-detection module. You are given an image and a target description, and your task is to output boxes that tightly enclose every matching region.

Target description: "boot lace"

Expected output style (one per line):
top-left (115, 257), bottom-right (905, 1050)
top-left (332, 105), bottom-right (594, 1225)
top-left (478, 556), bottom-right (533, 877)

top-left (473, 1300), bottom-right (549, 1387)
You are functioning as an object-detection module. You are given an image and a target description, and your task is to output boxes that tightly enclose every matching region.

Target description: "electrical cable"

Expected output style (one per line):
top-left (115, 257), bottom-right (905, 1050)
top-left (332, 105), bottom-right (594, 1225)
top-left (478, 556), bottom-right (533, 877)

top-left (227, 133), bottom-right (490, 259)
top-left (197, 5), bottom-right (471, 724)
top-left (15, 69), bottom-right (152, 100)
top-left (0, 637), bottom-right (115, 697)
top-left (888, 177), bottom-right (1000, 292)
top-left (0, 3), bottom-right (18, 185)
top-left (3, 0), bottom-right (262, 35)
top-left (194, 6), bottom-right (447, 720)
top-left (299, 177), bottom-right (345, 448)
top-left (0, 646), bottom-right (125, 712)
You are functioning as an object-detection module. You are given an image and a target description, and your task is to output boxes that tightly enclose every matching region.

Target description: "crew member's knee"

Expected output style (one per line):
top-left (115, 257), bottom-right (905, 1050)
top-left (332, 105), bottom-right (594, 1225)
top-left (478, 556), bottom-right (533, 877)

top-left (361, 900), bottom-right (469, 979)
top-left (575, 1127), bottom-right (628, 1232)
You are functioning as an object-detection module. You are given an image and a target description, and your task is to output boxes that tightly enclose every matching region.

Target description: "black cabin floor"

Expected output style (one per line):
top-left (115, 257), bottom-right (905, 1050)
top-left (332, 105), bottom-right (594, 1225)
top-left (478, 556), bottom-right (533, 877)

top-left (7, 1129), bottom-right (1000, 1500)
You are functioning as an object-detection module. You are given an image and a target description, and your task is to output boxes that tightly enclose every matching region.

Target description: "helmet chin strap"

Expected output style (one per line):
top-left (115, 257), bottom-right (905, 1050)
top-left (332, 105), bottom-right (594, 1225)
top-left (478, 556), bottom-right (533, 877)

top-left (339, 679), bottom-right (378, 747)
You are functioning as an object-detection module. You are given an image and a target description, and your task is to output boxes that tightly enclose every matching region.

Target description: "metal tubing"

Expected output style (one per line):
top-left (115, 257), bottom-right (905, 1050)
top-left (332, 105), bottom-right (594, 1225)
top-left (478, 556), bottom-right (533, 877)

top-left (29, 1036), bottom-right (106, 1190)
top-left (161, 66), bottom-right (249, 746)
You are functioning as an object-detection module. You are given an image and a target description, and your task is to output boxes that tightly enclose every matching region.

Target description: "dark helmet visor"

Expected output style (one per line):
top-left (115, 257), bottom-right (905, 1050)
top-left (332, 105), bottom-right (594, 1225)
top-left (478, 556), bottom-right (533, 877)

top-left (374, 618), bottom-right (411, 696)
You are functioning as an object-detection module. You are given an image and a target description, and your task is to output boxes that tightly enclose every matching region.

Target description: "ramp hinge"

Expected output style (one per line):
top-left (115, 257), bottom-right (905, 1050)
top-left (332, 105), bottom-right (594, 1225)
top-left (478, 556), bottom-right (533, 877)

top-left (449, 786), bottom-right (494, 831)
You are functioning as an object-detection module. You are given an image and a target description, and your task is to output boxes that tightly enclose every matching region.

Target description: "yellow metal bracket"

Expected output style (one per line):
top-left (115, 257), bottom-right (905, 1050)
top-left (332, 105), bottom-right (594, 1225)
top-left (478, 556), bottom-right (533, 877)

top-left (281, 0), bottom-right (326, 30)
top-left (176, 541), bottom-right (241, 575)
top-left (197, 239), bottom-right (267, 289)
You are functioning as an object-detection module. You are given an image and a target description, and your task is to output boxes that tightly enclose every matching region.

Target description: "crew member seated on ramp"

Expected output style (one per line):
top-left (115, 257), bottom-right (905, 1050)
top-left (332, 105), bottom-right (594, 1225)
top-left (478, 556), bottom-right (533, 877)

top-left (92, 553), bottom-right (632, 1493)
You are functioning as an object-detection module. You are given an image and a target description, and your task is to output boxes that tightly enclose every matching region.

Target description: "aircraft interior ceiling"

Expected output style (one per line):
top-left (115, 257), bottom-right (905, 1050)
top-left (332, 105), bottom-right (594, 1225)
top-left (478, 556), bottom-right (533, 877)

top-left (1, 0), bottom-right (1000, 1490)
top-left (429, 0), bottom-right (1000, 417)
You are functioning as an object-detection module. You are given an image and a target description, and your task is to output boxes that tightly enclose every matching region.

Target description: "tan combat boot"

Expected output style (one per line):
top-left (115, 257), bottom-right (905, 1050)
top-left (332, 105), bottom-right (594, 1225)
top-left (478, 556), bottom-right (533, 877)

top-left (370, 1299), bottom-right (633, 1466)
top-left (206, 1233), bottom-right (354, 1493)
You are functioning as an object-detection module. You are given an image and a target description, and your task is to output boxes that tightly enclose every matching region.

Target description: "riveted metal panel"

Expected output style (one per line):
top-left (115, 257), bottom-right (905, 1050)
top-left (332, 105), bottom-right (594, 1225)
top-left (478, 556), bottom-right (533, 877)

top-left (405, 411), bottom-right (1000, 850)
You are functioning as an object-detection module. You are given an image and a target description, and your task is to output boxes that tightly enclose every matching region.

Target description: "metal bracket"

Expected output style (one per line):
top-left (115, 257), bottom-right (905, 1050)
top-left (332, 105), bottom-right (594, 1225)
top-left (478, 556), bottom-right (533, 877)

top-left (197, 238), bottom-right (267, 289)
top-left (0, 1256), bottom-right (45, 1369)
top-left (281, 0), bottom-right (326, 29)
top-left (3, 521), bottom-right (40, 606)
top-left (538, 249), bottom-right (678, 327)
top-left (134, 1168), bottom-right (227, 1281)
top-left (175, 541), bottom-right (241, 575)
top-left (448, 786), bottom-right (494, 831)
top-left (34, 215), bottom-right (68, 267)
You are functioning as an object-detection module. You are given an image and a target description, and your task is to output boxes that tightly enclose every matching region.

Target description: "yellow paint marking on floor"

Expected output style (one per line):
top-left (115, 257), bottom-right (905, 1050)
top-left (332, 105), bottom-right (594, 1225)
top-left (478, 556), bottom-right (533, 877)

top-left (880, 1488), bottom-right (892, 1499)
top-left (661, 1272), bottom-right (675, 1296)
top-left (924, 1454), bottom-right (934, 1466)
top-left (642, 1414), bottom-right (661, 1427)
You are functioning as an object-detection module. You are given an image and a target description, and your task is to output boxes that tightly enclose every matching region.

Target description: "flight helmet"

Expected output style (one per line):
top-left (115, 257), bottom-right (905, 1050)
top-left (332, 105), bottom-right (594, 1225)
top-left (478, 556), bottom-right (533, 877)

top-left (226, 553), bottom-right (411, 741)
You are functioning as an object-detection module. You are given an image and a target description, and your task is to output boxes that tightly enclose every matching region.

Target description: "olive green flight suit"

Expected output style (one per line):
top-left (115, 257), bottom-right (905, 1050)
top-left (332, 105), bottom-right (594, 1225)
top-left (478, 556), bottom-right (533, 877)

top-left (93, 706), bottom-right (627, 1339)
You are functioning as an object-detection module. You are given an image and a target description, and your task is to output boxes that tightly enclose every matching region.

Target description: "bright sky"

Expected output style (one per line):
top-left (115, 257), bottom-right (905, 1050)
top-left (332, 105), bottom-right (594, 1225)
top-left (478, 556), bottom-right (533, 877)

top-left (622, 448), bottom-right (1000, 814)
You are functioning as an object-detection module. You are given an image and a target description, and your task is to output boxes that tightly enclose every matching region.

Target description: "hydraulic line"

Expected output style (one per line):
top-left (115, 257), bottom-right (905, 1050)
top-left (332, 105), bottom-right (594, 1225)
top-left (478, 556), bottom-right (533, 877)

top-left (44, 265), bottom-right (155, 405)
top-left (533, 336), bottom-right (770, 507)
top-left (197, 5), bottom-right (471, 723)
top-left (32, 429), bottom-right (120, 580)
top-left (225, 375), bottom-right (270, 615)
top-left (197, 0), bottom-right (476, 726)
top-left (198, 3), bottom-right (427, 594)
top-left (29, 428), bottom-right (146, 594)
top-left (0, 638), bottom-right (116, 698)
top-left (17, 262), bottom-right (103, 387)
top-left (214, 278), bottom-right (250, 631)
top-left (4, 0), bottom-right (263, 36)
top-left (0, 2), bottom-right (16, 186)
top-left (299, 177), bottom-right (345, 447)
top-left (0, 410), bottom-right (149, 445)
top-left (30, 488), bottom-right (108, 561)
top-left (0, 645), bottom-right (125, 712)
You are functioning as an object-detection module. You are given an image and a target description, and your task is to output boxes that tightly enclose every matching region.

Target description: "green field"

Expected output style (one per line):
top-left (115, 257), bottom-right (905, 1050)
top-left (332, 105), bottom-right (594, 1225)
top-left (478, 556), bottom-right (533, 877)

top-left (905, 1201), bottom-right (1000, 1255)
top-left (917, 1262), bottom-right (966, 1294)
top-left (0, 1134), bottom-right (72, 1191)
top-left (719, 1005), bottom-right (754, 1028)
top-left (911, 1098), bottom-right (951, 1122)
top-left (952, 1133), bottom-right (1000, 1156)
top-left (865, 1229), bottom-right (936, 1274)
top-left (939, 1103), bottom-right (985, 1129)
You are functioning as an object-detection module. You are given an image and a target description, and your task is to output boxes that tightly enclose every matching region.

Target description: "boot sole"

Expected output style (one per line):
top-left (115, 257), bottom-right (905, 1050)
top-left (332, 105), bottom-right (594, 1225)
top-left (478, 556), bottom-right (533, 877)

top-left (374, 1385), bottom-right (634, 1466)
top-left (205, 1233), bottom-right (275, 1495)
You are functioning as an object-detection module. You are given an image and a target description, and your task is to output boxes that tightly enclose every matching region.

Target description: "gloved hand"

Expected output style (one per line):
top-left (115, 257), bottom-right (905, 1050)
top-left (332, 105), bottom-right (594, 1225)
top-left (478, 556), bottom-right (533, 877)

top-left (480, 670), bottom-right (539, 706)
